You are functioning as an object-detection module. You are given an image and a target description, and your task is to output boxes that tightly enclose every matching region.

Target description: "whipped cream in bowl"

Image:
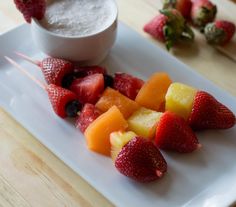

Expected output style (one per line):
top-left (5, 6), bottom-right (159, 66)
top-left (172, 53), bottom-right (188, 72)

top-left (31, 0), bottom-right (118, 64)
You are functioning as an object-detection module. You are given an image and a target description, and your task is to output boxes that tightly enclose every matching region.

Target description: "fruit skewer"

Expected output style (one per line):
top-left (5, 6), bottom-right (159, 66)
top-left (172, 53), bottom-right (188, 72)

top-left (5, 56), bottom-right (81, 118)
top-left (5, 56), bottom-right (169, 183)
top-left (15, 52), bottom-right (109, 82)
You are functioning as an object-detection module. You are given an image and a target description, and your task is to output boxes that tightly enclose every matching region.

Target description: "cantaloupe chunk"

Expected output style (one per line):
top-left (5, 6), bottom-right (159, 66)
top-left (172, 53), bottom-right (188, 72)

top-left (84, 106), bottom-right (128, 156)
top-left (165, 82), bottom-right (197, 119)
top-left (128, 107), bottom-right (163, 139)
top-left (95, 87), bottom-right (140, 119)
top-left (135, 72), bottom-right (172, 111)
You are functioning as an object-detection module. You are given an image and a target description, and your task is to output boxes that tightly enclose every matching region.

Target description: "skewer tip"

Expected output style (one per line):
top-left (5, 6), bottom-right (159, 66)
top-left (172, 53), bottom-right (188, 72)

top-left (14, 51), bottom-right (41, 66)
top-left (4, 56), bottom-right (46, 90)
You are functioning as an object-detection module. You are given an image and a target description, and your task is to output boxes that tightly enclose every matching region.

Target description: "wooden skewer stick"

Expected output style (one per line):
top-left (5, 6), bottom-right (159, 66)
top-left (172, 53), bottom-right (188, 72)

top-left (4, 56), bottom-right (46, 90)
top-left (14, 51), bottom-right (41, 67)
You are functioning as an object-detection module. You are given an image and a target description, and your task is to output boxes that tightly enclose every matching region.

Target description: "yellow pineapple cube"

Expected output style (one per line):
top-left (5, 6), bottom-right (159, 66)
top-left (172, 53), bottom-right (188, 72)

top-left (165, 83), bottom-right (197, 120)
top-left (110, 131), bottom-right (137, 161)
top-left (128, 107), bottom-right (163, 140)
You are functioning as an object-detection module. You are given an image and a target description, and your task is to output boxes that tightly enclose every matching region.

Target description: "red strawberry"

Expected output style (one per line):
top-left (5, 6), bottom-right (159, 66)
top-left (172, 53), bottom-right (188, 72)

top-left (113, 73), bottom-right (144, 100)
top-left (46, 84), bottom-right (78, 118)
top-left (144, 9), bottom-right (194, 50)
top-left (76, 104), bottom-right (102, 133)
top-left (70, 74), bottom-right (104, 104)
top-left (40, 57), bottom-right (74, 86)
top-left (155, 111), bottom-right (200, 153)
top-left (144, 13), bottom-right (168, 42)
top-left (204, 20), bottom-right (236, 45)
top-left (115, 137), bottom-right (167, 182)
top-left (163, 0), bottom-right (192, 18)
top-left (74, 66), bottom-right (107, 78)
top-left (191, 0), bottom-right (217, 28)
top-left (14, 0), bottom-right (46, 23)
top-left (188, 91), bottom-right (236, 130)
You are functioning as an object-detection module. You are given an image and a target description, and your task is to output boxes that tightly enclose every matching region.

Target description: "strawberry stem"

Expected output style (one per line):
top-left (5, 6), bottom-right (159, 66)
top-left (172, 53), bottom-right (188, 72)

top-left (15, 51), bottom-right (41, 67)
top-left (4, 56), bottom-right (46, 90)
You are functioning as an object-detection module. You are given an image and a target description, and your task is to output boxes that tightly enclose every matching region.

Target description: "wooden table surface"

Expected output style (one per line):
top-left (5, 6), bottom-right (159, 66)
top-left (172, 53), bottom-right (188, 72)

top-left (0, 1), bottom-right (236, 207)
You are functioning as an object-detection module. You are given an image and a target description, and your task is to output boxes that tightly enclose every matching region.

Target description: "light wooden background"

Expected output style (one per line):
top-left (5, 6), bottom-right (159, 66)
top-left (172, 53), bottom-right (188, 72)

top-left (0, 0), bottom-right (236, 206)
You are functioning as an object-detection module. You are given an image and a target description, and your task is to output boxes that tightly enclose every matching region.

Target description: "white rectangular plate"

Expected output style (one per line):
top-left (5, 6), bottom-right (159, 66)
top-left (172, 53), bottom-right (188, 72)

top-left (0, 23), bottom-right (236, 207)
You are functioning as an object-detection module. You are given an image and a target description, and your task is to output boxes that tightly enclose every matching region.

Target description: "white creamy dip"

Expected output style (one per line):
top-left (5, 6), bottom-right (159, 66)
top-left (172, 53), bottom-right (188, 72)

top-left (39, 0), bottom-right (117, 37)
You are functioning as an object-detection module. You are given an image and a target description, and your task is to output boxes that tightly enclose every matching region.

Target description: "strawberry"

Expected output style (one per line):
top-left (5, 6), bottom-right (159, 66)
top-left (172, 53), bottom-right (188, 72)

top-left (144, 9), bottom-right (194, 50)
top-left (15, 53), bottom-right (75, 87)
top-left (40, 57), bottom-right (74, 87)
top-left (75, 104), bottom-right (102, 133)
top-left (191, 0), bottom-right (217, 28)
top-left (163, 0), bottom-right (192, 18)
top-left (113, 73), bottom-right (144, 100)
top-left (144, 13), bottom-right (168, 42)
top-left (115, 137), bottom-right (167, 182)
top-left (155, 111), bottom-right (200, 153)
top-left (74, 66), bottom-right (107, 78)
top-left (14, 0), bottom-right (46, 23)
top-left (46, 84), bottom-right (78, 118)
top-left (70, 74), bottom-right (104, 104)
top-left (204, 20), bottom-right (236, 45)
top-left (188, 91), bottom-right (236, 130)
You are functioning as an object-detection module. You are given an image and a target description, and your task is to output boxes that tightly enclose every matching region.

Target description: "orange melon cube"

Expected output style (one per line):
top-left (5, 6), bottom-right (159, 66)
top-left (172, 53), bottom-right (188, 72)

top-left (84, 106), bottom-right (128, 156)
top-left (135, 72), bottom-right (172, 111)
top-left (95, 87), bottom-right (140, 119)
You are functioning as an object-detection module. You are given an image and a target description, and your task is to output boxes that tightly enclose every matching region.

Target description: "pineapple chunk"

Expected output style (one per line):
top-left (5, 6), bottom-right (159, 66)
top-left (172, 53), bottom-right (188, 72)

top-left (110, 131), bottom-right (137, 161)
top-left (165, 83), bottom-right (197, 120)
top-left (128, 107), bottom-right (163, 139)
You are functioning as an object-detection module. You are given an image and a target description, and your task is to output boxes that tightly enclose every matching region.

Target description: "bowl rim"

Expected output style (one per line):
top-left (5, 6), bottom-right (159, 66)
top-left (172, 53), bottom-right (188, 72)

top-left (33, 0), bottom-right (118, 40)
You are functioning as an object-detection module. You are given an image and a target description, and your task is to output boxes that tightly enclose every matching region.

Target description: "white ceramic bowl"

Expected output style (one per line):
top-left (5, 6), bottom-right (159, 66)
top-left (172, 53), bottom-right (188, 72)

top-left (31, 3), bottom-right (118, 65)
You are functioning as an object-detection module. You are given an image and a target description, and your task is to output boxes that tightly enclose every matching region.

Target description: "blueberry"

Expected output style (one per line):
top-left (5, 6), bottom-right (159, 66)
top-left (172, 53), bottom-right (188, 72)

top-left (104, 74), bottom-right (114, 88)
top-left (65, 100), bottom-right (82, 117)
top-left (61, 73), bottom-right (77, 88)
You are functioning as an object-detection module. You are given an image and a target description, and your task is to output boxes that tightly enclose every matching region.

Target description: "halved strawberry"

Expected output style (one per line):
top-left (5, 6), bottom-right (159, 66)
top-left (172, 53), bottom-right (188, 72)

top-left (14, 0), bottom-right (46, 23)
top-left (70, 74), bottom-right (105, 104)
top-left (189, 91), bottom-right (236, 130)
top-left (113, 73), bottom-right (144, 100)
top-left (155, 111), bottom-right (200, 153)
top-left (74, 66), bottom-right (107, 78)
top-left (75, 104), bottom-right (102, 133)
top-left (46, 84), bottom-right (78, 118)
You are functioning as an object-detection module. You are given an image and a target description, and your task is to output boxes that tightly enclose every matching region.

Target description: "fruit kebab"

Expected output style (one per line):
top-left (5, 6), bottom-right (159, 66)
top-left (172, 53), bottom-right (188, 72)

top-left (15, 52), bottom-right (109, 89)
top-left (15, 52), bottom-right (110, 105)
top-left (5, 57), bottom-right (168, 183)
top-left (5, 56), bottom-right (82, 118)
top-left (165, 82), bottom-right (236, 130)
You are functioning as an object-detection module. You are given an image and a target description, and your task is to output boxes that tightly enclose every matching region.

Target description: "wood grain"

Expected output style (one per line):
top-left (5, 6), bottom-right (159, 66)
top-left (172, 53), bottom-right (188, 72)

top-left (0, 110), bottom-right (113, 207)
top-left (0, 0), bottom-right (235, 206)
